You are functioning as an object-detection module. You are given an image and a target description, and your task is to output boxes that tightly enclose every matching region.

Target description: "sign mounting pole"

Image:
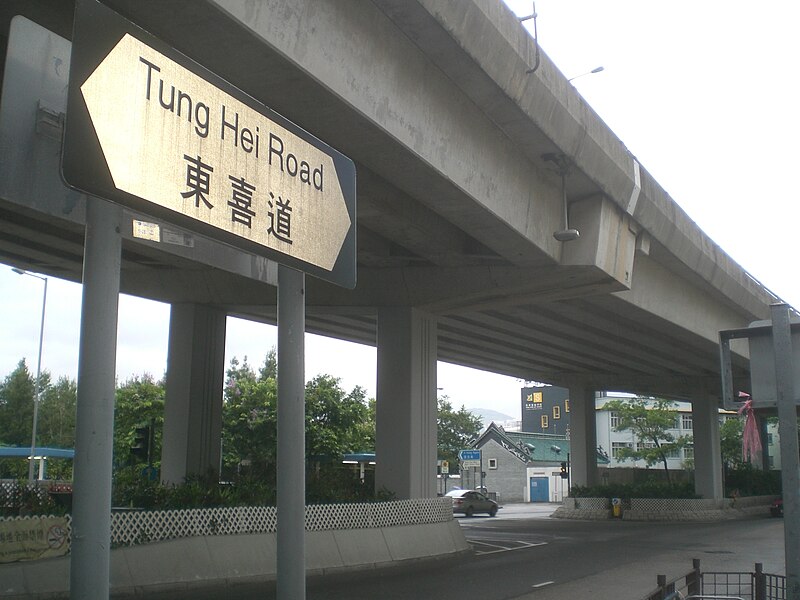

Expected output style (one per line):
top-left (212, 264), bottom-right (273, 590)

top-left (64, 3), bottom-right (356, 595)
top-left (277, 265), bottom-right (306, 599)
top-left (771, 303), bottom-right (800, 600)
top-left (69, 198), bottom-right (122, 600)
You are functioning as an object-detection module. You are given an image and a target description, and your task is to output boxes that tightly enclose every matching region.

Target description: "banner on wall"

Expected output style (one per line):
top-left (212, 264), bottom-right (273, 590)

top-left (0, 516), bottom-right (70, 563)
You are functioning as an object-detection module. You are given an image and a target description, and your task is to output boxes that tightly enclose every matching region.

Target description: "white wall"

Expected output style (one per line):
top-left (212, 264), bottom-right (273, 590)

top-left (525, 467), bottom-right (569, 502)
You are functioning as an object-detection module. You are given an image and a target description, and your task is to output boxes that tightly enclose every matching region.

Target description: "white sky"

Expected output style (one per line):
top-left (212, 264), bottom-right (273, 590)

top-left (2, 1), bottom-right (798, 420)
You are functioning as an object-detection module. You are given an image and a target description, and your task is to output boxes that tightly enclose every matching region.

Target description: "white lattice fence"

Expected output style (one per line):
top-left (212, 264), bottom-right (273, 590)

top-left (110, 497), bottom-right (452, 547)
top-left (573, 497), bottom-right (609, 510)
top-left (630, 498), bottom-right (724, 511)
top-left (0, 480), bottom-right (51, 507)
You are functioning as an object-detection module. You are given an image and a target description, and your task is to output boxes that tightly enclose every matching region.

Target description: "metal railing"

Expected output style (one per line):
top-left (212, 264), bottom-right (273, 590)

top-left (642, 560), bottom-right (785, 600)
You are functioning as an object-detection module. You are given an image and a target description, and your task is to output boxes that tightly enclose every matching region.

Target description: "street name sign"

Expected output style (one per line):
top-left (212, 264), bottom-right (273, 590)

top-left (459, 449), bottom-right (481, 468)
top-left (63, 0), bottom-right (356, 288)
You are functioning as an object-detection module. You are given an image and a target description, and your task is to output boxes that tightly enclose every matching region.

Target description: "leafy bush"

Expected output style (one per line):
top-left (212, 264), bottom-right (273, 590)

top-left (725, 465), bottom-right (781, 497)
top-left (109, 465), bottom-right (393, 510)
top-left (570, 480), bottom-right (698, 499)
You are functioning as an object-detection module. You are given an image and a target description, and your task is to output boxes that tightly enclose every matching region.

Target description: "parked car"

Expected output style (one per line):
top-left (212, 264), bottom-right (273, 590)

top-left (445, 489), bottom-right (498, 517)
top-left (770, 497), bottom-right (783, 517)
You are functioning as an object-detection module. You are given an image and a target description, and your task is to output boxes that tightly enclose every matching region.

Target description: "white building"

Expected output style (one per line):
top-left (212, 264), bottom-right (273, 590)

top-left (595, 392), bottom-right (739, 471)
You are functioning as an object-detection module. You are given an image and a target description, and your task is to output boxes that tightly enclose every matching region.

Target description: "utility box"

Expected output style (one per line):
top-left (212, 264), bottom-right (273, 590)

top-left (749, 319), bottom-right (800, 409)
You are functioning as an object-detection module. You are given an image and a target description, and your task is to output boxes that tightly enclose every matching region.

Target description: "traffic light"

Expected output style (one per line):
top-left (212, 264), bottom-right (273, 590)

top-left (130, 425), bottom-right (151, 463)
top-left (560, 461), bottom-right (569, 479)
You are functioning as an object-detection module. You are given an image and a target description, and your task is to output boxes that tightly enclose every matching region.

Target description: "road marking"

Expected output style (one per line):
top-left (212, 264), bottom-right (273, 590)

top-left (469, 539), bottom-right (547, 555)
top-left (532, 581), bottom-right (554, 588)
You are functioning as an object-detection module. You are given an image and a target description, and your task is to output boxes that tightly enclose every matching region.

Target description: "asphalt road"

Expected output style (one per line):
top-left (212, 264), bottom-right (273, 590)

top-left (140, 504), bottom-right (786, 600)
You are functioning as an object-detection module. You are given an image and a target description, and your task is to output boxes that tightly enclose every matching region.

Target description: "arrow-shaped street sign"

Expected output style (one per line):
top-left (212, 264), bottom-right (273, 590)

top-left (63, 0), bottom-right (356, 288)
top-left (458, 450), bottom-right (481, 462)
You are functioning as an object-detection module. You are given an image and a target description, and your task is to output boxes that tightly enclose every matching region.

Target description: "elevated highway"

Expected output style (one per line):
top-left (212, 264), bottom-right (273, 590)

top-left (1, 0), bottom-right (776, 396)
top-left (0, 0), bottom-right (784, 504)
top-left (1, 5), bottom-right (788, 596)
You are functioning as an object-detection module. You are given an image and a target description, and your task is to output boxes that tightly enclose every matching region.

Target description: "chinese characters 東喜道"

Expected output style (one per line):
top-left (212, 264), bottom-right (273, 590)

top-left (181, 154), bottom-right (293, 244)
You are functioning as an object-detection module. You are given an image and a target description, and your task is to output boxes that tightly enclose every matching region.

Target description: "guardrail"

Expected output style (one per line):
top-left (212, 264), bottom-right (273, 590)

top-left (642, 559), bottom-right (785, 600)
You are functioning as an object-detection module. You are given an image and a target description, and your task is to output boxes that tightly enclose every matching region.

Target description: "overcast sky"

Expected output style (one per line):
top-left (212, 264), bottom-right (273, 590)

top-left (2, 1), bottom-right (798, 420)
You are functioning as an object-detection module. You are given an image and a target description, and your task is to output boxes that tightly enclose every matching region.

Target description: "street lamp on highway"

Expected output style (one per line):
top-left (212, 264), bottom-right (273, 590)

top-left (12, 268), bottom-right (48, 482)
top-left (568, 66), bottom-right (604, 82)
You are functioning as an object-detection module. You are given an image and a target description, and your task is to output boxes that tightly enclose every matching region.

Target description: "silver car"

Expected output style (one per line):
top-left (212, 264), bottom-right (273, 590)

top-left (445, 489), bottom-right (498, 517)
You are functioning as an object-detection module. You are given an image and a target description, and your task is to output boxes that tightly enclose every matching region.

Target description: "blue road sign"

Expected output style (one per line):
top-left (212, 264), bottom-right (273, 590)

top-left (458, 449), bottom-right (481, 461)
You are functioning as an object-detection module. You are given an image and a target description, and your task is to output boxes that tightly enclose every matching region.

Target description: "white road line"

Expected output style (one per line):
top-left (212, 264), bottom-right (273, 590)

top-left (532, 581), bottom-right (554, 588)
top-left (470, 540), bottom-right (547, 555)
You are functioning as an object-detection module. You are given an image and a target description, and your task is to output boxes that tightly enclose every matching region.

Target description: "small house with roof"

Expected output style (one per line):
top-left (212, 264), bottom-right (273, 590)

top-left (466, 423), bottom-right (609, 503)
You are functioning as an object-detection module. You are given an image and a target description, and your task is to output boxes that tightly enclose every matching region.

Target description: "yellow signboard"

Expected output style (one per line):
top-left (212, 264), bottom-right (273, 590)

top-left (64, 2), bottom-right (356, 287)
top-left (80, 33), bottom-right (350, 272)
top-left (0, 516), bottom-right (70, 563)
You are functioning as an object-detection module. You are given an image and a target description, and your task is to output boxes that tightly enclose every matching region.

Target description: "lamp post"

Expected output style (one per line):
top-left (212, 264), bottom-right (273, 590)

top-left (12, 268), bottom-right (48, 482)
top-left (568, 66), bottom-right (604, 82)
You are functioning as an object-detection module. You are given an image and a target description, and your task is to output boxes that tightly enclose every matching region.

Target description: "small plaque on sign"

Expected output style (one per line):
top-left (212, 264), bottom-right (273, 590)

top-left (132, 220), bottom-right (159, 242)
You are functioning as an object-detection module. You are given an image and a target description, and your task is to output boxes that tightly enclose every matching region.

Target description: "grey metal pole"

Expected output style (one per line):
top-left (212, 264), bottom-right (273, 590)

top-left (69, 198), bottom-right (122, 600)
top-left (277, 265), bottom-right (306, 600)
top-left (770, 303), bottom-right (800, 600)
top-left (28, 275), bottom-right (46, 482)
top-left (12, 268), bottom-right (48, 483)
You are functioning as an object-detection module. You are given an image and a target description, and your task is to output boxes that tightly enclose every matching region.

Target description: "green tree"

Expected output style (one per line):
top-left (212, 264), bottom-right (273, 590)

top-left (720, 416), bottom-right (744, 470)
top-left (37, 376), bottom-right (77, 448)
top-left (0, 359), bottom-right (48, 446)
top-left (603, 397), bottom-right (690, 484)
top-left (221, 355), bottom-right (375, 499)
top-left (258, 348), bottom-right (278, 380)
top-left (113, 375), bottom-right (165, 467)
top-left (0, 360), bottom-right (73, 478)
top-left (305, 375), bottom-right (371, 459)
top-left (437, 396), bottom-right (483, 474)
top-left (221, 356), bottom-right (278, 479)
top-left (36, 376), bottom-right (77, 480)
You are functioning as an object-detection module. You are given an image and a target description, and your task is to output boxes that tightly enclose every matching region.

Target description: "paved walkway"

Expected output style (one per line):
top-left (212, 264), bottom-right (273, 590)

top-left (459, 502), bottom-right (785, 600)
top-left (525, 508), bottom-right (782, 600)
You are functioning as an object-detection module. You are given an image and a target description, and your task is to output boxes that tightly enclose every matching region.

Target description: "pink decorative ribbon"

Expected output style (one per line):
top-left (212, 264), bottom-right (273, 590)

top-left (737, 392), bottom-right (762, 465)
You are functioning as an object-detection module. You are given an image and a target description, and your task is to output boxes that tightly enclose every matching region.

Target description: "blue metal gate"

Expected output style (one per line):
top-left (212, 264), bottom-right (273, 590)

top-left (529, 476), bottom-right (549, 502)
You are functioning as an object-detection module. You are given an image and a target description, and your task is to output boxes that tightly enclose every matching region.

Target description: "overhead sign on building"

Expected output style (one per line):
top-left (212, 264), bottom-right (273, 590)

top-left (63, 0), bottom-right (356, 288)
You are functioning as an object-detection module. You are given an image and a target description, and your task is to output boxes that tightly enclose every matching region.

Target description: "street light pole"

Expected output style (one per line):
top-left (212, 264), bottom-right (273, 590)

top-left (12, 268), bottom-right (48, 482)
top-left (568, 66), bottom-right (604, 82)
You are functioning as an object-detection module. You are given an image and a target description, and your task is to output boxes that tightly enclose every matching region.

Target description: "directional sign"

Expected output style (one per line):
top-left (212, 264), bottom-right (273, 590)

top-left (459, 449), bottom-right (481, 467)
top-left (63, 0), bottom-right (356, 288)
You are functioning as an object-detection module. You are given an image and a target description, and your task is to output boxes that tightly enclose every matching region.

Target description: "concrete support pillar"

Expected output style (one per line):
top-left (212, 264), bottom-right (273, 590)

top-left (569, 385), bottom-right (599, 487)
top-left (692, 396), bottom-right (723, 500)
top-left (161, 304), bottom-right (227, 484)
top-left (375, 307), bottom-right (438, 499)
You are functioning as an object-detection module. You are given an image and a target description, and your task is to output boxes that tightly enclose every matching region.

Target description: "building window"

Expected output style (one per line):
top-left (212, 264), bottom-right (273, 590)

top-left (553, 406), bottom-right (561, 419)
top-left (681, 414), bottom-right (693, 430)
top-left (541, 415), bottom-right (549, 429)
top-left (565, 399), bottom-right (570, 413)
top-left (610, 412), bottom-right (619, 428)
top-left (488, 458), bottom-right (498, 469)
top-left (611, 441), bottom-right (632, 459)
top-left (684, 444), bottom-right (694, 460)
